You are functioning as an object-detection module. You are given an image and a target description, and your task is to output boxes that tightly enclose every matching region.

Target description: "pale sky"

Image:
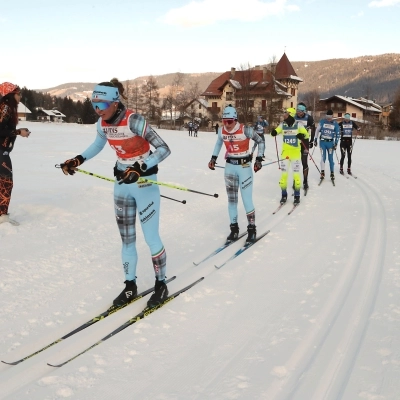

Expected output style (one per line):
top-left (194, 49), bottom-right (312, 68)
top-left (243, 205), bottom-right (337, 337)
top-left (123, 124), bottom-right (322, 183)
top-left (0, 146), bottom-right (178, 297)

top-left (1, 0), bottom-right (399, 89)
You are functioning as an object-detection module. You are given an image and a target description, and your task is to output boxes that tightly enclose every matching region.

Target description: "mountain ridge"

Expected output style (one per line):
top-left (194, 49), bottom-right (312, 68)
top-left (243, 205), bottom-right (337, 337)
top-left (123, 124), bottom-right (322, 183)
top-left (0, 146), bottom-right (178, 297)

top-left (36, 53), bottom-right (400, 104)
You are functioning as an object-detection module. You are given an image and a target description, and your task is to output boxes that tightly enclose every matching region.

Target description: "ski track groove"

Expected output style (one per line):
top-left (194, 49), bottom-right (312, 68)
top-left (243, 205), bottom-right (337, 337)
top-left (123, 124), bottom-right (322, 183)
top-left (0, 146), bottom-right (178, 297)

top-left (0, 176), bottom-right (387, 400)
top-left (263, 176), bottom-right (387, 400)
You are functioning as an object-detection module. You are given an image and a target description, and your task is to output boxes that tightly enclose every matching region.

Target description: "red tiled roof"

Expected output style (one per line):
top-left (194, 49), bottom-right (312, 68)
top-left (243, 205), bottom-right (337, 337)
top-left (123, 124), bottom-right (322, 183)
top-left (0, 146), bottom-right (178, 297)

top-left (275, 53), bottom-right (297, 79)
top-left (201, 70), bottom-right (277, 97)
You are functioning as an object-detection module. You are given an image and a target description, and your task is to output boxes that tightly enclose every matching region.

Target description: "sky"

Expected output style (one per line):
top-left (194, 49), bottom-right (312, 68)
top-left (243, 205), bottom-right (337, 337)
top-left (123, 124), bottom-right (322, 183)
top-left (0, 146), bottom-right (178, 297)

top-left (1, 0), bottom-right (400, 90)
top-left (0, 122), bottom-right (399, 399)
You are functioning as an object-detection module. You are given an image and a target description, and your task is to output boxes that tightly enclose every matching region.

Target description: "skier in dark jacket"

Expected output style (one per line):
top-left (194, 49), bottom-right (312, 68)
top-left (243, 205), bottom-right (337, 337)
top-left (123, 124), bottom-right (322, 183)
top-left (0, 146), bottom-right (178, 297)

top-left (338, 113), bottom-right (361, 175)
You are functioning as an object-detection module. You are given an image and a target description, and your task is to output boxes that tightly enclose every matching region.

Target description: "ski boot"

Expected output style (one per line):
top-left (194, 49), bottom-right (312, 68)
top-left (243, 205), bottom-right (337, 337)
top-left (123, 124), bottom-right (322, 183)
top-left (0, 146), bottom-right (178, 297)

top-left (147, 279), bottom-right (169, 308)
top-left (347, 168), bottom-right (352, 176)
top-left (303, 181), bottom-right (309, 190)
top-left (340, 168), bottom-right (344, 175)
top-left (330, 172), bottom-right (335, 181)
top-left (280, 190), bottom-right (288, 205)
top-left (113, 280), bottom-right (138, 307)
top-left (294, 195), bottom-right (300, 205)
top-left (246, 225), bottom-right (257, 243)
top-left (320, 170), bottom-right (325, 180)
top-left (226, 223), bottom-right (239, 242)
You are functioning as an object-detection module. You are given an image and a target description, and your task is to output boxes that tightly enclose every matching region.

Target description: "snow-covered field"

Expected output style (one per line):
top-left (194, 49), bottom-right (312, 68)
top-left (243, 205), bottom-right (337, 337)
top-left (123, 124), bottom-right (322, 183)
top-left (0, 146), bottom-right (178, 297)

top-left (0, 121), bottom-right (399, 400)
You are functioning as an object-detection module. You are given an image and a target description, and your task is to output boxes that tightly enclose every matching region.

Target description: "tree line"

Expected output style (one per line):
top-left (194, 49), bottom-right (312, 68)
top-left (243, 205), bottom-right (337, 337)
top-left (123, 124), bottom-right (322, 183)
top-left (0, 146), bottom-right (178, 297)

top-left (20, 73), bottom-right (202, 126)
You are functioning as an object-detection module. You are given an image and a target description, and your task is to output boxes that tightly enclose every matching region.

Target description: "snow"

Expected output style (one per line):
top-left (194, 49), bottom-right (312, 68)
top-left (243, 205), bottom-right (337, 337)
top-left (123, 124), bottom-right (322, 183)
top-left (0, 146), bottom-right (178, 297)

top-left (0, 121), bottom-right (399, 400)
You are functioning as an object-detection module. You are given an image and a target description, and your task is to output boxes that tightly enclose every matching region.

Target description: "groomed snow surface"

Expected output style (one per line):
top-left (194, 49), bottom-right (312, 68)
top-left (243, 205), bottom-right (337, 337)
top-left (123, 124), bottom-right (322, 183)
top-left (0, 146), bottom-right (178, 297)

top-left (0, 122), bottom-right (399, 400)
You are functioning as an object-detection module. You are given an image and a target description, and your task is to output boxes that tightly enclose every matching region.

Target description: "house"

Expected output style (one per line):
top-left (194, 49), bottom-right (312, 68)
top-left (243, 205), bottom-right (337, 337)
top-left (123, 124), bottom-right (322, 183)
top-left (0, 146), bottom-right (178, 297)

top-left (17, 102), bottom-right (32, 121)
top-left (182, 98), bottom-right (208, 123)
top-left (318, 95), bottom-right (382, 124)
top-left (36, 108), bottom-right (66, 122)
top-left (201, 53), bottom-right (302, 124)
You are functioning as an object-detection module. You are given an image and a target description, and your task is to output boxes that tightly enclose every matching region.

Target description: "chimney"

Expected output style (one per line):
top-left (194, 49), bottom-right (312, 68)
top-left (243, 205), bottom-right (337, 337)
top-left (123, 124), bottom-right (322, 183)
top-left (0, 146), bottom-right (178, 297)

top-left (263, 67), bottom-right (268, 80)
top-left (230, 67), bottom-right (236, 79)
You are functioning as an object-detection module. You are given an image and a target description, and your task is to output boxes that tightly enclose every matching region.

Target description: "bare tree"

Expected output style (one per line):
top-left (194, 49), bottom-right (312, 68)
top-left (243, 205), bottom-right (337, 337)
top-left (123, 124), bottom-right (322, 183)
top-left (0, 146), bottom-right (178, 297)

top-left (235, 62), bottom-right (258, 123)
top-left (141, 75), bottom-right (160, 121)
top-left (301, 90), bottom-right (321, 119)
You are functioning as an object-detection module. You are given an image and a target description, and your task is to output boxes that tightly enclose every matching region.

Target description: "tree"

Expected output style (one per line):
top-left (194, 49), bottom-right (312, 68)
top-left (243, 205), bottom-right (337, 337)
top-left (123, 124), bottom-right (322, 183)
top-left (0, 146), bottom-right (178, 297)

top-left (141, 75), bottom-right (160, 121)
top-left (389, 86), bottom-right (400, 130)
top-left (81, 97), bottom-right (98, 124)
top-left (128, 81), bottom-right (143, 113)
top-left (235, 62), bottom-right (258, 123)
top-left (300, 90), bottom-right (321, 119)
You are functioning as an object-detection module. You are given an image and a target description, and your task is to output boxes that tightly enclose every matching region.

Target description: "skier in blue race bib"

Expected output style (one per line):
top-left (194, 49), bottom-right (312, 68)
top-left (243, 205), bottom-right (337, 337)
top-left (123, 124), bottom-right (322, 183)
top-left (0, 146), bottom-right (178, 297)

top-left (314, 109), bottom-right (339, 181)
top-left (338, 113), bottom-right (361, 175)
top-left (59, 78), bottom-right (171, 309)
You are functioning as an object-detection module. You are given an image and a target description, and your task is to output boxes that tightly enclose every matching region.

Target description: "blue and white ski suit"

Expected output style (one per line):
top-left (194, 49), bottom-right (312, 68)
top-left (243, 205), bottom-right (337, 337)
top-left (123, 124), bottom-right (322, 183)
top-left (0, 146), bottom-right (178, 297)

top-left (80, 107), bottom-right (171, 282)
top-left (315, 119), bottom-right (339, 173)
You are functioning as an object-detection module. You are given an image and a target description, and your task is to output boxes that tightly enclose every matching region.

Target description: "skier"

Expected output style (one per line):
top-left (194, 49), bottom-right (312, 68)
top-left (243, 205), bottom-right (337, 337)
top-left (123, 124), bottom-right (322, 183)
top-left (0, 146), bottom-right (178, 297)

top-left (314, 109), bottom-right (340, 182)
top-left (251, 116), bottom-right (268, 159)
top-left (0, 82), bottom-right (31, 226)
top-left (188, 121), bottom-right (193, 136)
top-left (59, 78), bottom-right (171, 309)
top-left (193, 122), bottom-right (199, 137)
top-left (294, 103), bottom-right (315, 190)
top-left (338, 113), bottom-right (361, 175)
top-left (270, 108), bottom-right (309, 205)
top-left (208, 104), bottom-right (264, 243)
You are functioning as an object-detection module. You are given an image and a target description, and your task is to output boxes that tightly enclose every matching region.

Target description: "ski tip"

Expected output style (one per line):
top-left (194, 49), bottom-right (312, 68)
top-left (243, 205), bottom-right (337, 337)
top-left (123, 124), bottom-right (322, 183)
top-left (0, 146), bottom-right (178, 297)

top-left (1, 360), bottom-right (20, 366)
top-left (47, 363), bottom-right (61, 368)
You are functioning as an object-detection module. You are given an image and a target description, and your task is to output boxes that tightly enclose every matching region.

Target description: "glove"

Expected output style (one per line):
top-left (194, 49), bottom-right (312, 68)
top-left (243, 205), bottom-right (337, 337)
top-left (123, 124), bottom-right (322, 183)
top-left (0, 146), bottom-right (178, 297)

top-left (314, 139), bottom-right (318, 148)
top-left (208, 156), bottom-right (217, 170)
top-left (254, 156), bottom-right (262, 173)
top-left (118, 161), bottom-right (146, 184)
top-left (309, 141), bottom-right (314, 149)
top-left (270, 129), bottom-right (278, 137)
top-left (60, 155), bottom-right (84, 175)
top-left (296, 133), bottom-right (305, 140)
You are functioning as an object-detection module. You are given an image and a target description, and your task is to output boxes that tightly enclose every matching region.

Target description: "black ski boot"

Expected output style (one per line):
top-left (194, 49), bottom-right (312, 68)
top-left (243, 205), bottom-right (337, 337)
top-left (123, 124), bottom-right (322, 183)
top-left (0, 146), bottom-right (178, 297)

top-left (330, 172), bottom-right (335, 180)
top-left (294, 195), bottom-right (300, 205)
top-left (340, 168), bottom-right (344, 175)
top-left (320, 170), bottom-right (325, 179)
top-left (113, 280), bottom-right (138, 307)
top-left (280, 190), bottom-right (288, 205)
top-left (246, 224), bottom-right (257, 243)
top-left (303, 181), bottom-right (309, 190)
top-left (147, 279), bottom-right (169, 308)
top-left (226, 223), bottom-right (239, 242)
top-left (347, 168), bottom-right (352, 175)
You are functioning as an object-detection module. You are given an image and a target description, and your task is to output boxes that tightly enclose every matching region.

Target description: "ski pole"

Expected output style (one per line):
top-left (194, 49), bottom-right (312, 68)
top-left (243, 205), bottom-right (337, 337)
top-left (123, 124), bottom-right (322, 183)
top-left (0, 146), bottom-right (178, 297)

top-left (54, 166), bottom-right (187, 204)
top-left (350, 134), bottom-right (358, 155)
top-left (137, 177), bottom-right (219, 198)
top-left (301, 140), bottom-right (320, 174)
top-left (274, 136), bottom-right (281, 169)
top-left (334, 148), bottom-right (340, 163)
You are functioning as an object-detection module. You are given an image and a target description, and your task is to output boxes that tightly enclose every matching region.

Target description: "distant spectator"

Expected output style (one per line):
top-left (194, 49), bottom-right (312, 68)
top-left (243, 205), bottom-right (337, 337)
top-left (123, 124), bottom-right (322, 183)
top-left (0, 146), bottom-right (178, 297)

top-left (215, 122), bottom-right (219, 135)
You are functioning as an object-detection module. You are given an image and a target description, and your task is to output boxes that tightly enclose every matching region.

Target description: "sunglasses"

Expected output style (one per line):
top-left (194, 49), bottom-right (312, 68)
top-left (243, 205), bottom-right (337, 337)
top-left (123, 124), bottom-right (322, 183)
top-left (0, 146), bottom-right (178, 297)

top-left (92, 101), bottom-right (112, 111)
top-left (223, 119), bottom-right (235, 124)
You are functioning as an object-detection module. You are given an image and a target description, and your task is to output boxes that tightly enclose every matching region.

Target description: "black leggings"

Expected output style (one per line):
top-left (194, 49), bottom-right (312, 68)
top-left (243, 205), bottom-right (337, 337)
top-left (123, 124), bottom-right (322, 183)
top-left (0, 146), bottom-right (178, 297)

top-left (340, 140), bottom-right (352, 168)
top-left (301, 139), bottom-right (309, 180)
top-left (0, 152), bottom-right (13, 215)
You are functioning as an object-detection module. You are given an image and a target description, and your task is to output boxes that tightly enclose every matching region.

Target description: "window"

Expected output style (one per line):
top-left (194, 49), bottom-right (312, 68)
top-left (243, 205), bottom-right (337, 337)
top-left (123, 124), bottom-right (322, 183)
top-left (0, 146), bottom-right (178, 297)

top-left (352, 113), bottom-right (356, 118)
top-left (291, 88), bottom-right (296, 96)
top-left (338, 113), bottom-right (342, 117)
top-left (199, 104), bottom-right (201, 109)
top-left (212, 102), bottom-right (217, 108)
top-left (262, 100), bottom-right (267, 111)
top-left (226, 92), bottom-right (233, 101)
top-left (331, 103), bottom-right (335, 108)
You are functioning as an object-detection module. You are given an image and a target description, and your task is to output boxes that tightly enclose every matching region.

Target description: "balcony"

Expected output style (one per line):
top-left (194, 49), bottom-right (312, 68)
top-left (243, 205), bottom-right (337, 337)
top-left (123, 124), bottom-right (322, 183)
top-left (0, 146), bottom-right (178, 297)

top-left (207, 107), bottom-right (221, 113)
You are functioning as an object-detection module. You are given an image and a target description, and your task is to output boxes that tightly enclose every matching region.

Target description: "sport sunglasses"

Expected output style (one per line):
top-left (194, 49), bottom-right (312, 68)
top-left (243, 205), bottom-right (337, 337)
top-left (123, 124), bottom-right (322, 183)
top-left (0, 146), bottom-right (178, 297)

top-left (91, 101), bottom-right (112, 111)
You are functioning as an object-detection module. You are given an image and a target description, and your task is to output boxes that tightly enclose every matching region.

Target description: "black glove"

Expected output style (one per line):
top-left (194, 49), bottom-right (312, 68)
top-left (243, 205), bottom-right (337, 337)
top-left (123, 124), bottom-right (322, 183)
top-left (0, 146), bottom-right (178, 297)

top-left (249, 153), bottom-right (254, 161)
top-left (309, 141), bottom-right (314, 149)
top-left (270, 129), bottom-right (278, 137)
top-left (61, 155), bottom-right (84, 175)
top-left (118, 161), bottom-right (146, 184)
top-left (208, 156), bottom-right (217, 170)
top-left (314, 139), bottom-right (318, 148)
top-left (296, 133), bottom-right (305, 139)
top-left (254, 156), bottom-right (262, 173)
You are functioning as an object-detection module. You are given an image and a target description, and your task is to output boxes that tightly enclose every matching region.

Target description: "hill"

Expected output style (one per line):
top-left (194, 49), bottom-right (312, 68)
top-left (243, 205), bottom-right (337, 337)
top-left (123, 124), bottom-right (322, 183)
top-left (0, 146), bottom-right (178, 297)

top-left (37, 53), bottom-right (400, 104)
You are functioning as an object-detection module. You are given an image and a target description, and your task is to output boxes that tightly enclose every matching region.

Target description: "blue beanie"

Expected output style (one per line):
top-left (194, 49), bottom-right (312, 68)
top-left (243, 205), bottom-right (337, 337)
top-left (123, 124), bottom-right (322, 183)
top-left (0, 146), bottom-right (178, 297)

top-left (91, 84), bottom-right (120, 102)
top-left (297, 104), bottom-right (306, 112)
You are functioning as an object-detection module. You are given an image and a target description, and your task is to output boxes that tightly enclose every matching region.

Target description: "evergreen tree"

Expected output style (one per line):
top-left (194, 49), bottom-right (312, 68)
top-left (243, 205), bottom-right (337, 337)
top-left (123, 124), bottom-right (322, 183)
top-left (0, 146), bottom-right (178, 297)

top-left (389, 86), bottom-right (400, 130)
top-left (141, 75), bottom-right (160, 121)
top-left (81, 97), bottom-right (98, 124)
